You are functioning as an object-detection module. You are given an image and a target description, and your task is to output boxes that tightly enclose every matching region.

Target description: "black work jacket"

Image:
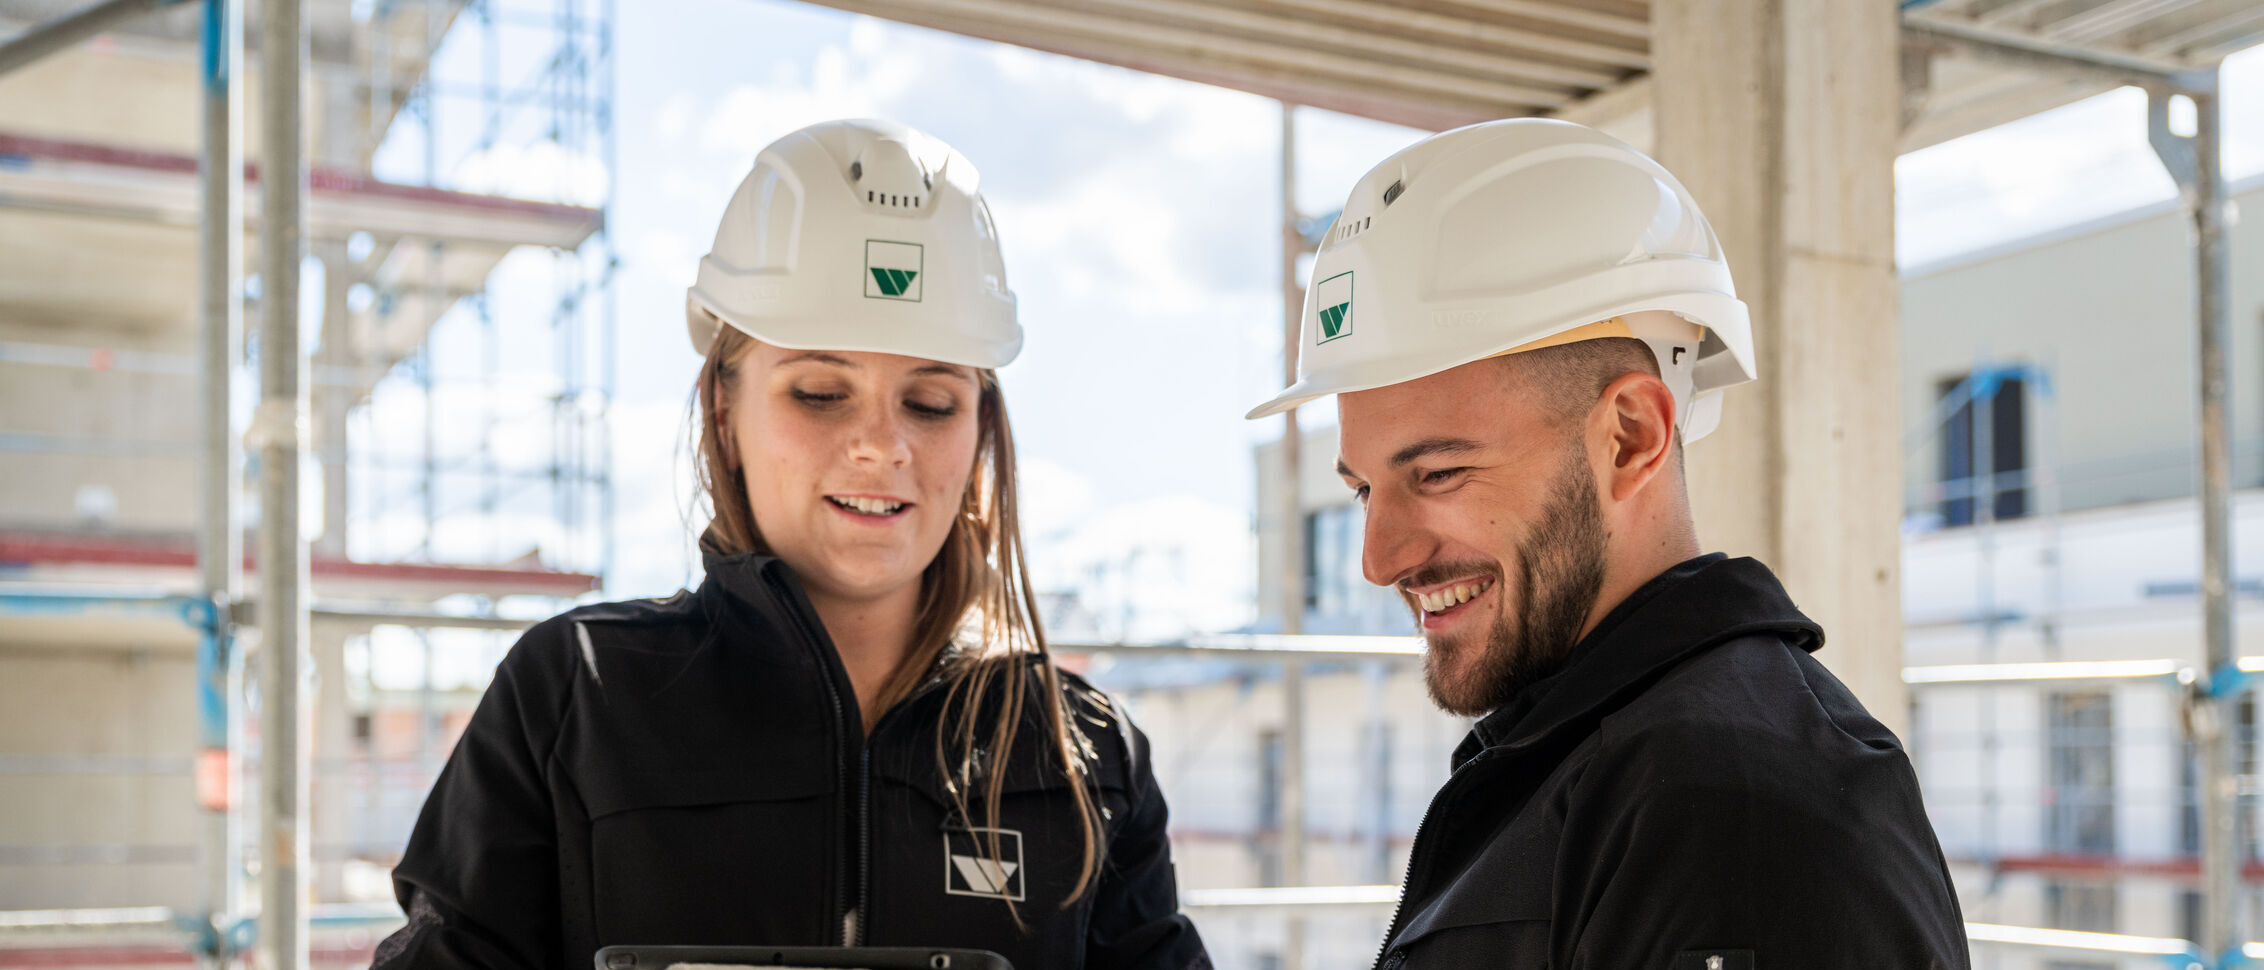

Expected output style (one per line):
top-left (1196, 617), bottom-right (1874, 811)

top-left (1374, 555), bottom-right (1969, 970)
top-left (372, 549), bottom-right (1209, 970)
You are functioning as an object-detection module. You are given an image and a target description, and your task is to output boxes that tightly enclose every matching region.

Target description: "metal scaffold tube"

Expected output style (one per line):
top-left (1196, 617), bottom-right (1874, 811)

top-left (1276, 101), bottom-right (1307, 970)
top-left (196, 0), bottom-right (244, 964)
top-left (2179, 75), bottom-right (2239, 968)
top-left (2124, 68), bottom-right (2240, 967)
top-left (257, 0), bottom-right (310, 967)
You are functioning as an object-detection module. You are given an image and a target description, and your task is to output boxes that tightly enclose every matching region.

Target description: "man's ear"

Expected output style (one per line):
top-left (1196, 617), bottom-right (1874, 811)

top-left (1597, 371), bottom-right (1677, 503)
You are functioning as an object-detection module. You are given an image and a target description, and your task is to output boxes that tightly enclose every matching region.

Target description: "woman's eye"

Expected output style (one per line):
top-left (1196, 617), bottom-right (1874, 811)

top-left (790, 388), bottom-right (846, 407)
top-left (905, 398), bottom-right (960, 418)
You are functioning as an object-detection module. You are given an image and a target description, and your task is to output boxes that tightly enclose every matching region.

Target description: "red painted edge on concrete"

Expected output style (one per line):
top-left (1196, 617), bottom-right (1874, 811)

top-left (1979, 852), bottom-right (2264, 882)
top-left (0, 133), bottom-right (599, 224)
top-left (0, 532), bottom-right (600, 595)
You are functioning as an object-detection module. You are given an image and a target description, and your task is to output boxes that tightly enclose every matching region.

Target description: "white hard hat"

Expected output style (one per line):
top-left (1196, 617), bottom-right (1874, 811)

top-left (1246, 118), bottom-right (1756, 442)
top-left (687, 119), bottom-right (1022, 369)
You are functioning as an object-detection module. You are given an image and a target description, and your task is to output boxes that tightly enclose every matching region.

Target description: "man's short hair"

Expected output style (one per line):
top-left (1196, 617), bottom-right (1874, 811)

top-left (1503, 336), bottom-right (1685, 456)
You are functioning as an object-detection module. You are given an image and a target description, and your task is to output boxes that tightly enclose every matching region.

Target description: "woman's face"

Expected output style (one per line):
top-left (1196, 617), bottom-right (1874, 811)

top-left (722, 341), bottom-right (984, 605)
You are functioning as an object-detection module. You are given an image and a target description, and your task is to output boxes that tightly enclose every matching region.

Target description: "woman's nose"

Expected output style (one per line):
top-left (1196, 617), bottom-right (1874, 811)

top-left (846, 403), bottom-right (912, 466)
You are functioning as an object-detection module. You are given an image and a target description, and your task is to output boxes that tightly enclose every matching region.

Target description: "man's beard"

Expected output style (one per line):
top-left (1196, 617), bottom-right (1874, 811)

top-left (1419, 446), bottom-right (1609, 717)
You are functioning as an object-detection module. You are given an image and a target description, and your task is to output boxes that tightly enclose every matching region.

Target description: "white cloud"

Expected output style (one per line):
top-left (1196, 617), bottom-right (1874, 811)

top-left (654, 90), bottom-right (697, 143)
top-left (1017, 456), bottom-right (1098, 543)
top-left (449, 140), bottom-right (611, 207)
top-left (632, 228), bottom-right (700, 289)
top-left (1031, 494), bottom-right (1256, 642)
top-left (694, 22), bottom-right (928, 172)
top-left (605, 396), bottom-right (707, 599)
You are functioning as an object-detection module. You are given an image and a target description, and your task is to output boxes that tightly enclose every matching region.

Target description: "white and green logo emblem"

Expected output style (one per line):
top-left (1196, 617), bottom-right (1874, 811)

top-left (1314, 271), bottom-right (1353, 344)
top-left (865, 240), bottom-right (924, 301)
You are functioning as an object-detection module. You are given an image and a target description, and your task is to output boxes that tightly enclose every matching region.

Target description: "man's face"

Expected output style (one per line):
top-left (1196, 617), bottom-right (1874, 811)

top-left (1336, 359), bottom-right (1609, 716)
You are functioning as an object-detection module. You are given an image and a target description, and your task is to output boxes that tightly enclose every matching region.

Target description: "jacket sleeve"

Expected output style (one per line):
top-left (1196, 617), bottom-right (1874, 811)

top-left (1559, 725), bottom-right (1970, 970)
top-left (372, 629), bottom-right (570, 970)
top-left (1083, 719), bottom-right (1212, 970)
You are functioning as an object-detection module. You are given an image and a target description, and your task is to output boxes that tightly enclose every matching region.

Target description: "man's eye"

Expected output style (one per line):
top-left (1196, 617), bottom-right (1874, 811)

top-left (1353, 485), bottom-right (1370, 504)
top-left (1422, 468), bottom-right (1465, 485)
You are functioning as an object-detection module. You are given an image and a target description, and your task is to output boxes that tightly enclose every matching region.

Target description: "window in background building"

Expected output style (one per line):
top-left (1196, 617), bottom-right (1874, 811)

top-left (1361, 719), bottom-right (1395, 882)
top-left (2246, 693), bottom-right (2259, 860)
top-left (1257, 728), bottom-right (1283, 887)
top-left (2044, 878), bottom-right (2117, 933)
top-left (1301, 509), bottom-right (1325, 612)
top-left (1938, 372), bottom-right (2028, 527)
top-left (2046, 690), bottom-right (2115, 855)
top-left (1302, 504), bottom-right (1360, 618)
top-left (1301, 502), bottom-right (1414, 632)
top-left (2181, 890), bottom-right (2203, 948)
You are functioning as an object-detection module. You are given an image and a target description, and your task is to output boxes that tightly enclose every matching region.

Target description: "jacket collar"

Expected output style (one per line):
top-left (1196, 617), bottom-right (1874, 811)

top-left (691, 528), bottom-right (963, 687)
top-left (1454, 554), bottom-right (1822, 769)
top-left (697, 529), bottom-right (785, 608)
top-left (692, 528), bottom-right (830, 649)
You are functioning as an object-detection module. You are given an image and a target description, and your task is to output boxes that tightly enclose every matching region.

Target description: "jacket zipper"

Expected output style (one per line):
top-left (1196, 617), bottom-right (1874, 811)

top-left (1370, 751), bottom-right (1492, 970)
top-left (845, 669), bottom-right (952, 949)
top-left (854, 746), bottom-right (872, 946)
top-left (1371, 790), bottom-right (1439, 970)
top-left (762, 570), bottom-right (859, 947)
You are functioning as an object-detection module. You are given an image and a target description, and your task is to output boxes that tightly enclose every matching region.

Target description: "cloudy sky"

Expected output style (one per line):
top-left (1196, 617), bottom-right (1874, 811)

top-left (593, 0), bottom-right (1445, 636)
top-left (368, 0), bottom-right (2263, 659)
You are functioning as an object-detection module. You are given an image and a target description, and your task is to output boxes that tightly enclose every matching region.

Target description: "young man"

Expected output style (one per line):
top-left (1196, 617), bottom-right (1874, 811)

top-left (1248, 119), bottom-right (1969, 968)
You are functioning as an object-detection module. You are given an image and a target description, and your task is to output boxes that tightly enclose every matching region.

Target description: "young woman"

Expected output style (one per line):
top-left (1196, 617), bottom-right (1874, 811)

top-left (373, 120), bottom-right (1209, 970)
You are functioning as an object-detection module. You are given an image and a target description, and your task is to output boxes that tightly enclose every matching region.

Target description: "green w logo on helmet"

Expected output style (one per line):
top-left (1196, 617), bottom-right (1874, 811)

top-left (865, 240), bottom-right (924, 302)
top-left (871, 267), bottom-right (919, 297)
top-left (1314, 271), bottom-right (1353, 344)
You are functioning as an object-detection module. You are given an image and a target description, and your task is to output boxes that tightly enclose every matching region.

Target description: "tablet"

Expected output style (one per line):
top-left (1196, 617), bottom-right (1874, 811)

top-left (593, 946), bottom-right (1013, 970)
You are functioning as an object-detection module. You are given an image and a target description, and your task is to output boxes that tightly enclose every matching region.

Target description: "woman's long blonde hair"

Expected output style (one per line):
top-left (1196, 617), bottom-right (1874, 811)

top-left (693, 322), bottom-right (1105, 916)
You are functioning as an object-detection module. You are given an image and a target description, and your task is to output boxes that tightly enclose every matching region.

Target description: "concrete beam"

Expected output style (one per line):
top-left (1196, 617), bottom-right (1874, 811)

top-left (0, 0), bottom-right (173, 77)
top-left (1653, 0), bottom-right (1908, 734)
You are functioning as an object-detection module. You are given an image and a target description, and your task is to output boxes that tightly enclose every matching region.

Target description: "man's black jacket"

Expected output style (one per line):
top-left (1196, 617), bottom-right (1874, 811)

top-left (372, 548), bottom-right (1209, 970)
top-left (1374, 555), bottom-right (1968, 969)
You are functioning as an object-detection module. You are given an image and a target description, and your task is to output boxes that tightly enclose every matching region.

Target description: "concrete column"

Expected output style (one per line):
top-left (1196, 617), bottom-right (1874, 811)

top-left (1651, 0), bottom-right (1907, 735)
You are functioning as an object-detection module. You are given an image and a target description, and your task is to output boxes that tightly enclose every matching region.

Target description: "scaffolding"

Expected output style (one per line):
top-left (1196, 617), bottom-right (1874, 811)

top-left (0, 0), bottom-right (614, 965)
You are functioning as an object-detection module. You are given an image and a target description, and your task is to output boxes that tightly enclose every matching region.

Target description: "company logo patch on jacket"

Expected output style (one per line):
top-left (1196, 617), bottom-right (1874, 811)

top-left (943, 826), bottom-right (1024, 901)
top-left (1672, 950), bottom-right (1753, 970)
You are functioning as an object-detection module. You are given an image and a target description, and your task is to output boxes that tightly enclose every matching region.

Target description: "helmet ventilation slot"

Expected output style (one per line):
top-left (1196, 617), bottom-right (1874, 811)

top-left (866, 190), bottom-right (924, 208)
top-left (1334, 215), bottom-right (1373, 243)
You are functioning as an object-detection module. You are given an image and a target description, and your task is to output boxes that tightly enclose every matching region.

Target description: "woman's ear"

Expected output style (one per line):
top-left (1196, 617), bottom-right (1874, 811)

top-left (713, 378), bottom-right (741, 472)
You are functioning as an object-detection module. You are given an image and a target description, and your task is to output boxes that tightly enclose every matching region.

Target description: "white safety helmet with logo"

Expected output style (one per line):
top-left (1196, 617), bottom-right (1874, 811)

top-left (687, 118), bottom-right (1021, 368)
top-left (1246, 118), bottom-right (1756, 442)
